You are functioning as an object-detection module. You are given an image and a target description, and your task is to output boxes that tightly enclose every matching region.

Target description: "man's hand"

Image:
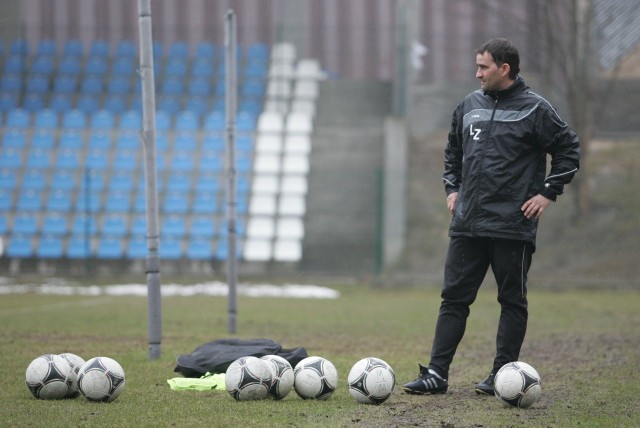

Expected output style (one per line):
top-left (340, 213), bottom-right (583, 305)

top-left (521, 194), bottom-right (552, 219)
top-left (447, 192), bottom-right (458, 215)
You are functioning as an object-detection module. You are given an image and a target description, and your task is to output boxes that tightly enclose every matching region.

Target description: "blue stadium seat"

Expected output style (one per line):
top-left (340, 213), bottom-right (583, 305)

top-left (1, 74), bottom-right (22, 93)
top-left (112, 150), bottom-right (138, 170)
top-left (190, 216), bottom-right (216, 238)
top-left (162, 216), bottom-right (186, 237)
top-left (96, 236), bottom-right (123, 259)
top-left (158, 96), bottom-right (182, 115)
top-left (161, 77), bottom-right (183, 96)
top-left (84, 56), bottom-right (108, 75)
top-left (241, 79), bottom-right (266, 98)
top-left (169, 150), bottom-right (193, 172)
top-left (103, 95), bottom-right (128, 113)
top-left (36, 39), bottom-right (56, 56)
top-left (88, 131), bottom-right (112, 149)
top-left (168, 41), bottom-right (189, 58)
top-left (192, 191), bottom-right (218, 214)
top-left (85, 148), bottom-right (110, 170)
top-left (31, 130), bottom-right (56, 149)
top-left (174, 131), bottom-right (198, 151)
top-left (67, 235), bottom-right (92, 259)
top-left (111, 57), bottom-right (135, 76)
top-left (199, 150), bottom-right (223, 172)
top-left (239, 99), bottom-right (262, 116)
top-left (25, 148), bottom-right (50, 169)
top-left (187, 237), bottom-right (213, 260)
top-left (159, 236), bottom-right (183, 259)
top-left (188, 77), bottom-right (211, 96)
top-left (109, 171), bottom-right (136, 192)
top-left (163, 191), bottom-right (190, 214)
top-left (34, 109), bottom-right (59, 128)
top-left (6, 235), bottom-right (34, 258)
top-left (6, 109), bottom-right (30, 128)
top-left (0, 169), bottom-right (17, 190)
top-left (63, 39), bottom-right (84, 57)
top-left (175, 110), bottom-right (199, 132)
top-left (23, 94), bottom-right (46, 112)
top-left (104, 190), bottom-right (131, 213)
top-left (55, 148), bottom-right (81, 169)
top-left (0, 148), bottom-right (22, 168)
top-left (195, 174), bottom-right (221, 193)
top-left (184, 96), bottom-right (209, 116)
top-left (37, 234), bottom-right (65, 259)
top-left (191, 58), bottom-right (214, 77)
top-left (102, 215), bottom-right (128, 235)
top-left (21, 169), bottom-right (47, 190)
top-left (76, 94), bottom-right (100, 114)
top-left (116, 132), bottom-right (138, 149)
top-left (202, 133), bottom-right (224, 151)
top-left (4, 55), bottom-right (25, 74)
top-left (31, 56), bottom-right (55, 75)
top-left (156, 110), bottom-right (172, 131)
top-left (91, 109), bottom-right (115, 129)
top-left (195, 42), bottom-right (215, 58)
top-left (41, 213), bottom-right (68, 235)
top-left (89, 40), bottom-right (110, 57)
top-left (0, 189), bottom-right (12, 211)
top-left (204, 111), bottom-right (225, 132)
top-left (237, 111), bottom-right (257, 132)
top-left (127, 234), bottom-right (148, 259)
top-left (80, 76), bottom-right (103, 94)
top-left (59, 130), bottom-right (84, 149)
top-left (165, 173), bottom-right (192, 192)
top-left (75, 191), bottom-right (102, 213)
top-left (130, 215), bottom-right (147, 235)
top-left (0, 215), bottom-right (6, 234)
top-left (48, 94), bottom-right (73, 113)
top-left (53, 75), bottom-right (77, 93)
top-left (0, 93), bottom-right (17, 112)
top-left (46, 189), bottom-right (73, 212)
top-left (164, 58), bottom-right (188, 77)
top-left (10, 39), bottom-right (29, 55)
top-left (133, 191), bottom-right (146, 213)
top-left (107, 76), bottom-right (130, 95)
top-left (247, 43), bottom-right (269, 60)
top-left (49, 169), bottom-right (77, 191)
top-left (62, 109), bottom-right (87, 129)
top-left (14, 214), bottom-right (39, 234)
top-left (80, 170), bottom-right (106, 193)
top-left (237, 135), bottom-right (254, 151)
top-left (58, 56), bottom-right (82, 74)
top-left (71, 214), bottom-right (97, 236)
top-left (244, 60), bottom-right (268, 79)
top-left (2, 129), bottom-right (26, 148)
top-left (115, 40), bottom-right (136, 57)
top-left (119, 110), bottom-right (142, 130)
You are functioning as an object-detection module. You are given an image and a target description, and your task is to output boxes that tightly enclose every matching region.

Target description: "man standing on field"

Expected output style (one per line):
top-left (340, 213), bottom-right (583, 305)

top-left (403, 38), bottom-right (580, 396)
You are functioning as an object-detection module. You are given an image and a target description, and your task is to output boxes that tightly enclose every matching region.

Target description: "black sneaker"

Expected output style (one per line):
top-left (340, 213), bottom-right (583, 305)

top-left (475, 372), bottom-right (496, 395)
top-left (402, 364), bottom-right (448, 395)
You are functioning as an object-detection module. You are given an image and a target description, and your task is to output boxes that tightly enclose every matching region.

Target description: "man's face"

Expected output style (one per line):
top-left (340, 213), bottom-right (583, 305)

top-left (475, 51), bottom-right (510, 92)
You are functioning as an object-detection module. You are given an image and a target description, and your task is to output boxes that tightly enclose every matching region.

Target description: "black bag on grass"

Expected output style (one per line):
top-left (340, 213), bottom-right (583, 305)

top-left (174, 338), bottom-right (309, 378)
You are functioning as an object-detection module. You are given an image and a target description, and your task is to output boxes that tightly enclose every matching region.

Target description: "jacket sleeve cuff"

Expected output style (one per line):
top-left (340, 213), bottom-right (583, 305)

top-left (540, 187), bottom-right (557, 202)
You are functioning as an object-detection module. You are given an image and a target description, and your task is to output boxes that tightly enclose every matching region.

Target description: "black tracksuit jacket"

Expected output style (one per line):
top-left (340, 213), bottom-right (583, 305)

top-left (442, 76), bottom-right (580, 246)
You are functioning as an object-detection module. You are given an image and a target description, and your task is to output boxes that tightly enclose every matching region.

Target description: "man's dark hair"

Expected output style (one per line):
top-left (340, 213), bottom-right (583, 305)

top-left (476, 38), bottom-right (520, 79)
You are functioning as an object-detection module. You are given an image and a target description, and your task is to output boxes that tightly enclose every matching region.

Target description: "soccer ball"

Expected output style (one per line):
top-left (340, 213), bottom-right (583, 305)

top-left (25, 354), bottom-right (72, 399)
top-left (261, 355), bottom-right (294, 400)
top-left (77, 357), bottom-right (126, 402)
top-left (58, 353), bottom-right (86, 398)
top-left (225, 356), bottom-right (272, 401)
top-left (293, 356), bottom-right (338, 400)
top-left (347, 357), bottom-right (396, 405)
top-left (494, 361), bottom-right (542, 408)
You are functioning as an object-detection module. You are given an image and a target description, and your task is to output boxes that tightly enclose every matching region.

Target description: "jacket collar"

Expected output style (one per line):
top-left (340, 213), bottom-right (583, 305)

top-left (484, 75), bottom-right (527, 100)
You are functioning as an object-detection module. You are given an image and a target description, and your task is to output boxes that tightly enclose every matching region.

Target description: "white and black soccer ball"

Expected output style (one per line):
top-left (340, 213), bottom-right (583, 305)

top-left (58, 353), bottom-right (86, 398)
top-left (348, 357), bottom-right (396, 405)
top-left (225, 356), bottom-right (272, 401)
top-left (293, 356), bottom-right (338, 400)
top-left (261, 355), bottom-right (294, 400)
top-left (494, 361), bottom-right (542, 408)
top-left (25, 354), bottom-right (72, 399)
top-left (77, 357), bottom-right (126, 402)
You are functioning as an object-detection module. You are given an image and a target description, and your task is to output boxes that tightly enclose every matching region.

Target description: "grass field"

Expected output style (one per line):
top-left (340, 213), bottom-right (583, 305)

top-left (1, 280), bottom-right (639, 427)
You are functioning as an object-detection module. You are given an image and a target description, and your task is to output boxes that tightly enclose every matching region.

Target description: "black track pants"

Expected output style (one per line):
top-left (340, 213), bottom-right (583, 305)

top-left (428, 236), bottom-right (532, 379)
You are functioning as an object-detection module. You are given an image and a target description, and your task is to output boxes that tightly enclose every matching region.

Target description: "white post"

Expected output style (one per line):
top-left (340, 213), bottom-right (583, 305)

top-left (225, 10), bottom-right (239, 334)
top-left (137, 0), bottom-right (162, 360)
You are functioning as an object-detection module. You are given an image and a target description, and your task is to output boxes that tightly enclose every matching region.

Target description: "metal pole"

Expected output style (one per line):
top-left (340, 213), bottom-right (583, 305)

top-left (225, 10), bottom-right (238, 334)
top-left (137, 0), bottom-right (162, 359)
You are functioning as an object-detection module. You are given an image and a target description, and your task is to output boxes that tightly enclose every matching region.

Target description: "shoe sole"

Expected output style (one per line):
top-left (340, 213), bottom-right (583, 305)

top-left (474, 387), bottom-right (495, 396)
top-left (403, 387), bottom-right (447, 395)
